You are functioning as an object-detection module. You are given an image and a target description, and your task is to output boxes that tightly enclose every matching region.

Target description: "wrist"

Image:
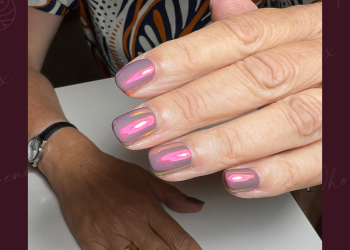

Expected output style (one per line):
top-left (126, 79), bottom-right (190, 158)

top-left (38, 127), bottom-right (102, 190)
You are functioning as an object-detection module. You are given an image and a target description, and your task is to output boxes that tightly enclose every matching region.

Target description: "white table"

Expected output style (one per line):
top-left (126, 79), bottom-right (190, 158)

top-left (29, 78), bottom-right (322, 250)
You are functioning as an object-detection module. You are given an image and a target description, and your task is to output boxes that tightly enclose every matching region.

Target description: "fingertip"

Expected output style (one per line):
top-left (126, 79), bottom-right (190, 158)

top-left (111, 107), bottom-right (157, 147)
top-left (114, 59), bottom-right (156, 96)
top-left (168, 196), bottom-right (205, 213)
top-left (185, 196), bottom-right (205, 204)
top-left (164, 193), bottom-right (205, 213)
top-left (211, 0), bottom-right (258, 22)
top-left (222, 168), bottom-right (260, 195)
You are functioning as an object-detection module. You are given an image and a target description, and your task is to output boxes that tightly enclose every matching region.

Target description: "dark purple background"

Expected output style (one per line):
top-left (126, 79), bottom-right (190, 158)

top-left (0, 0), bottom-right (349, 249)
top-left (0, 0), bottom-right (28, 249)
top-left (323, 0), bottom-right (350, 248)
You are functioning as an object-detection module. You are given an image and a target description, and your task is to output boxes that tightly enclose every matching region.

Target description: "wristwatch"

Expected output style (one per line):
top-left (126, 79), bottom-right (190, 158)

top-left (28, 122), bottom-right (77, 167)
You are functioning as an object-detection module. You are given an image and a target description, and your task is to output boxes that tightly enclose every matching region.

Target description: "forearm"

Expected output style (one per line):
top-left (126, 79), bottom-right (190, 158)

top-left (28, 67), bottom-right (67, 140)
top-left (28, 6), bottom-right (69, 141)
top-left (28, 67), bottom-right (99, 184)
top-left (28, 7), bottom-right (101, 189)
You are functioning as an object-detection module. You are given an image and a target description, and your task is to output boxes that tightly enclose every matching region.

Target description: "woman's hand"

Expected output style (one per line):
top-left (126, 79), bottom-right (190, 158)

top-left (40, 130), bottom-right (204, 250)
top-left (112, 2), bottom-right (322, 198)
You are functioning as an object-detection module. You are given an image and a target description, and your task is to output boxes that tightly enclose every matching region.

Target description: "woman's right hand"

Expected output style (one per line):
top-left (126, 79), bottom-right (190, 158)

top-left (39, 129), bottom-right (204, 250)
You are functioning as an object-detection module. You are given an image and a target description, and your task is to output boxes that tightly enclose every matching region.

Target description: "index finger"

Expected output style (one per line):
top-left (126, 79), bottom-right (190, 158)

top-left (115, 3), bottom-right (322, 98)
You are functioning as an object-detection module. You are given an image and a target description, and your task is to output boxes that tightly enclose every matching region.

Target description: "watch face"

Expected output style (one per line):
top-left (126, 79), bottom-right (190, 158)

top-left (28, 139), bottom-right (39, 161)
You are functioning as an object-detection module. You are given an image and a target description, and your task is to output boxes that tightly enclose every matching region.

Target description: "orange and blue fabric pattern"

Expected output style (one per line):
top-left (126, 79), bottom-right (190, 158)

top-left (28, 0), bottom-right (320, 77)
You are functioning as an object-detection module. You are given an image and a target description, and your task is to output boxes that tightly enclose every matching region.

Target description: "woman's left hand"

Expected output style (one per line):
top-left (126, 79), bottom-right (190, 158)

top-left (112, 1), bottom-right (322, 198)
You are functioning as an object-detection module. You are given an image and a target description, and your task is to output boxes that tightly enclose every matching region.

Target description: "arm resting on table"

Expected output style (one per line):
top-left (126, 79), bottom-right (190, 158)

top-left (28, 7), bottom-right (98, 182)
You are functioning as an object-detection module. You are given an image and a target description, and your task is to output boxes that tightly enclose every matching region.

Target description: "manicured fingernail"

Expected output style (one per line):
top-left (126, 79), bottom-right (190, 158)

top-left (224, 168), bottom-right (259, 193)
top-left (186, 196), bottom-right (205, 205)
top-left (149, 142), bottom-right (193, 176)
top-left (115, 59), bottom-right (156, 95)
top-left (112, 107), bottom-right (157, 145)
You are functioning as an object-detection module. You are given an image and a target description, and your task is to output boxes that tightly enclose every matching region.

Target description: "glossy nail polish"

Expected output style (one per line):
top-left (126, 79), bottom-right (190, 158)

top-left (112, 107), bottom-right (157, 145)
top-left (224, 168), bottom-right (259, 193)
top-left (115, 59), bottom-right (156, 95)
top-left (186, 196), bottom-right (205, 205)
top-left (149, 142), bottom-right (193, 176)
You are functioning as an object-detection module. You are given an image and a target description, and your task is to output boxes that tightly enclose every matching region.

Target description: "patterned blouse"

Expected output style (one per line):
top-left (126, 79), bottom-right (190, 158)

top-left (28, 0), bottom-right (320, 77)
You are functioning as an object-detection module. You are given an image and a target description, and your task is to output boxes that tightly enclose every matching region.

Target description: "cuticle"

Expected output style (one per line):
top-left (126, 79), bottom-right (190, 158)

top-left (151, 141), bottom-right (195, 175)
top-left (163, 140), bottom-right (196, 170)
top-left (123, 53), bottom-right (148, 67)
top-left (184, 141), bottom-right (196, 170)
top-left (226, 165), bottom-right (254, 171)
top-left (144, 104), bottom-right (161, 135)
top-left (143, 57), bottom-right (159, 83)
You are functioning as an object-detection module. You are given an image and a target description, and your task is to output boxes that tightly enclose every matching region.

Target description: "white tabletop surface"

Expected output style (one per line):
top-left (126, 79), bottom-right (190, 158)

top-left (29, 78), bottom-right (322, 250)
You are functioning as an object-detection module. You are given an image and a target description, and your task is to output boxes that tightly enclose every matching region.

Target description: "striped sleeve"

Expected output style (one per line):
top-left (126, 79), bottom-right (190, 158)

top-left (28, 0), bottom-right (79, 15)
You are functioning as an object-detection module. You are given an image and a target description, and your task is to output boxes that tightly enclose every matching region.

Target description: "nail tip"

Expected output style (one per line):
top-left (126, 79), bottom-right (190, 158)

top-left (224, 168), bottom-right (260, 193)
top-left (114, 59), bottom-right (156, 95)
top-left (111, 117), bottom-right (123, 141)
top-left (148, 142), bottom-right (192, 175)
top-left (112, 107), bottom-right (157, 145)
top-left (115, 77), bottom-right (128, 95)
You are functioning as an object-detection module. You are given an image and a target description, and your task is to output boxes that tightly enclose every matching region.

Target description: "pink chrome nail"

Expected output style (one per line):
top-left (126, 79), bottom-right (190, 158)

top-left (115, 59), bottom-right (156, 95)
top-left (149, 142), bottom-right (192, 176)
top-left (112, 107), bottom-right (157, 145)
top-left (224, 168), bottom-right (260, 193)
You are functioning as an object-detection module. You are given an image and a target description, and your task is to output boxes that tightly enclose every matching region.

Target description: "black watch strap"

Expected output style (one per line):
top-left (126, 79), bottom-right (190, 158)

top-left (38, 122), bottom-right (77, 141)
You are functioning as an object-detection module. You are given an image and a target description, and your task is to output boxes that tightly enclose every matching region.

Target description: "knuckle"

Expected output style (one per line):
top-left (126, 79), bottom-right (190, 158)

top-left (117, 206), bottom-right (146, 225)
top-left (276, 156), bottom-right (302, 191)
top-left (283, 90), bottom-right (322, 138)
top-left (168, 229), bottom-right (194, 250)
top-left (214, 127), bottom-right (244, 165)
top-left (172, 39), bottom-right (202, 71)
top-left (93, 218), bottom-right (125, 238)
top-left (236, 51), bottom-right (291, 101)
top-left (220, 15), bottom-right (261, 47)
top-left (170, 88), bottom-right (203, 125)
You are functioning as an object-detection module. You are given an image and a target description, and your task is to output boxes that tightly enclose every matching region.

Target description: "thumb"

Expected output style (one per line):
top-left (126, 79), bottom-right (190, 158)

top-left (210, 0), bottom-right (258, 22)
top-left (148, 174), bottom-right (205, 213)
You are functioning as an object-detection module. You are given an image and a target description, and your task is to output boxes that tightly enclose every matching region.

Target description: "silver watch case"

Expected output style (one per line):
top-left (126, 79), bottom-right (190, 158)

top-left (28, 136), bottom-right (47, 168)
